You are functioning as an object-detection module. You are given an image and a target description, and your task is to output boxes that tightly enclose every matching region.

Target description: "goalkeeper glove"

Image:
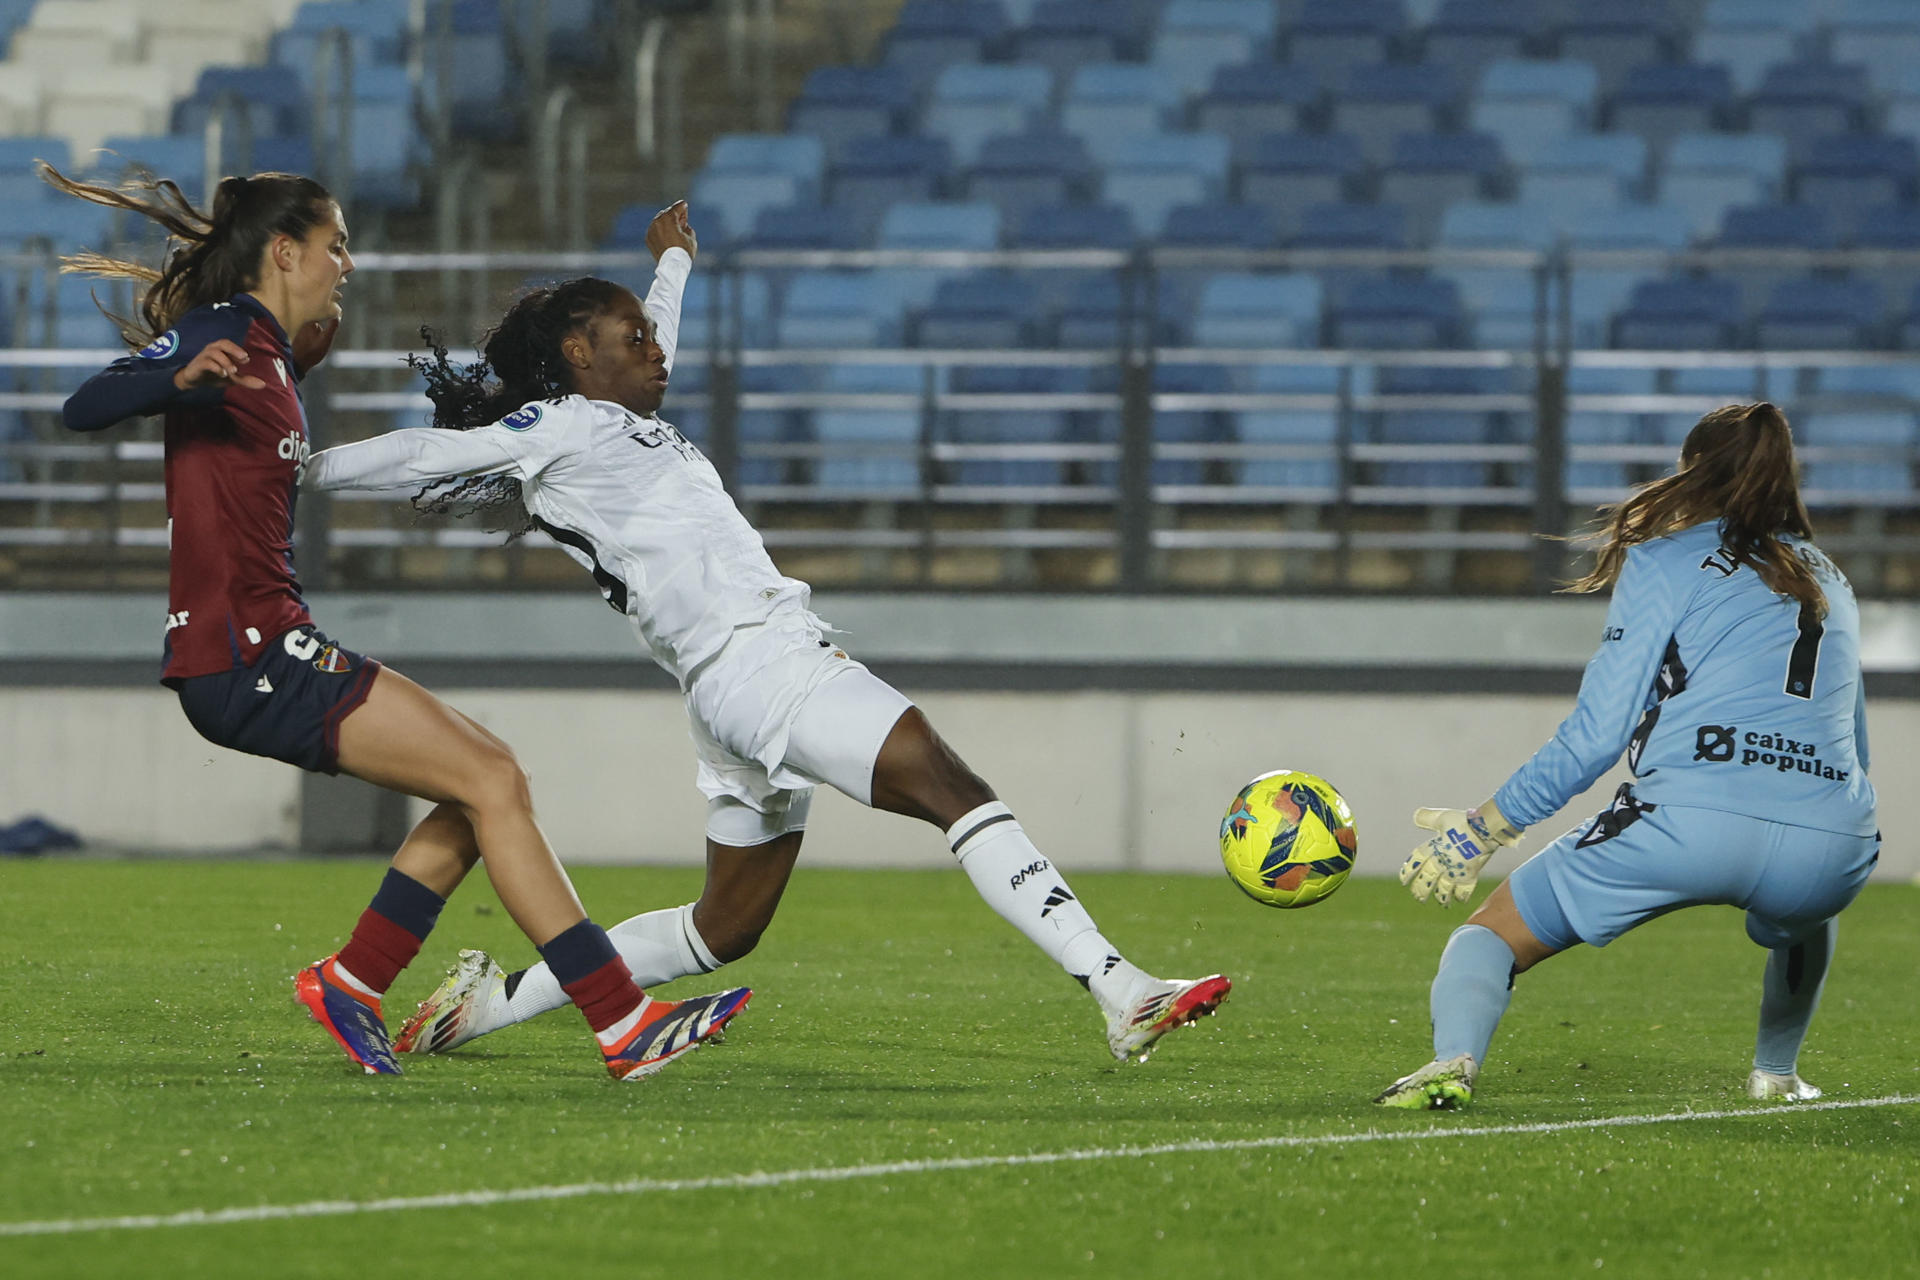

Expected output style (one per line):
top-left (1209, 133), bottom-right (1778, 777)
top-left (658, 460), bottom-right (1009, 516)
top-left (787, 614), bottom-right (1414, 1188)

top-left (1400, 799), bottom-right (1522, 907)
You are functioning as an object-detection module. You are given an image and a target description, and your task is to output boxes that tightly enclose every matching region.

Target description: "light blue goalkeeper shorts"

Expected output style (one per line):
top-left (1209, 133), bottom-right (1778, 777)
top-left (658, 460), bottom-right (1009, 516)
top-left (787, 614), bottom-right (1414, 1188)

top-left (1506, 785), bottom-right (1880, 952)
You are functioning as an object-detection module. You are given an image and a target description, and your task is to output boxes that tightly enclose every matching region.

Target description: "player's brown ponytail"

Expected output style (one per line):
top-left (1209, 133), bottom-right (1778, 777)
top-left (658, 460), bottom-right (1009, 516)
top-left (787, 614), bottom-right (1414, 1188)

top-left (1567, 402), bottom-right (1826, 617)
top-left (39, 164), bottom-right (335, 348)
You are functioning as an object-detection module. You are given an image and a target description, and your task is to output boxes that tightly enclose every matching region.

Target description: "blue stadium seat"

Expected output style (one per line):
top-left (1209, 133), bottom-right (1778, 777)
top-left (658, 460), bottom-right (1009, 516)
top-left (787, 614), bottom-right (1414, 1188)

top-left (940, 363), bottom-right (1079, 485)
top-left (89, 134), bottom-right (202, 183)
top-left (1471, 59), bottom-right (1601, 164)
top-left (1793, 135), bottom-right (1918, 226)
top-left (175, 66), bottom-right (309, 140)
top-left (789, 67), bottom-right (914, 160)
top-left (877, 200), bottom-right (999, 249)
top-left (778, 272), bottom-right (902, 347)
top-left (1434, 201), bottom-right (1554, 347)
top-left (738, 204), bottom-right (867, 251)
top-left (1286, 0), bottom-right (1407, 79)
top-left (1828, 0), bottom-right (1920, 98)
top-left (916, 272), bottom-right (1034, 348)
top-left (828, 135), bottom-right (952, 237)
top-left (1009, 1), bottom-right (1132, 84)
top-left (1370, 410), bottom-right (1494, 488)
top-left (1520, 139), bottom-right (1635, 234)
top-left (1099, 132), bottom-right (1232, 233)
top-left (273, 1), bottom-right (405, 90)
top-left (882, 0), bottom-right (1007, 95)
top-left (1563, 201), bottom-right (1692, 249)
top-left (813, 409), bottom-right (922, 491)
top-left (1158, 203), bottom-right (1278, 249)
top-left (1815, 364), bottom-right (1920, 401)
top-left (1897, 283), bottom-right (1920, 348)
top-left (922, 64), bottom-right (1052, 165)
top-left (705, 135), bottom-right (827, 193)
top-left (1292, 202), bottom-right (1407, 249)
top-left (1330, 276), bottom-right (1464, 348)
top-left (1853, 204), bottom-right (1920, 248)
top-left (1377, 132), bottom-right (1505, 245)
top-left (1747, 63), bottom-right (1868, 152)
top-left (962, 130), bottom-right (1091, 231)
top-left (1145, 362), bottom-right (1232, 485)
top-left (1234, 409), bottom-right (1340, 491)
top-left (1192, 273), bottom-right (1325, 347)
top-left (1668, 365), bottom-right (1776, 400)
top-left (1149, 27), bottom-right (1256, 100)
top-left (1755, 277), bottom-right (1884, 349)
top-left (1606, 63), bottom-right (1734, 153)
top-left (681, 273), bottom-right (775, 348)
top-left (1700, 0), bottom-right (1817, 33)
top-left (1612, 277), bottom-right (1744, 349)
top-left (1422, 0), bottom-right (1531, 92)
top-left (1162, 0), bottom-right (1280, 42)
top-left (1235, 133), bottom-right (1366, 233)
top-left (1009, 202), bottom-right (1135, 248)
top-left (1659, 133), bottom-right (1783, 241)
top-left (1714, 202), bottom-right (1837, 310)
top-left (690, 172), bottom-right (803, 243)
top-left (1060, 63), bottom-right (1184, 160)
top-left (1691, 24), bottom-right (1797, 96)
top-left (1797, 408), bottom-right (1917, 498)
top-left (1555, 0), bottom-right (1679, 95)
top-left (1563, 410), bottom-right (1639, 493)
top-left (1052, 274), bottom-right (1159, 347)
top-left (437, 0), bottom-right (517, 139)
top-left (1333, 64), bottom-right (1462, 166)
top-left (1194, 63), bottom-right (1322, 149)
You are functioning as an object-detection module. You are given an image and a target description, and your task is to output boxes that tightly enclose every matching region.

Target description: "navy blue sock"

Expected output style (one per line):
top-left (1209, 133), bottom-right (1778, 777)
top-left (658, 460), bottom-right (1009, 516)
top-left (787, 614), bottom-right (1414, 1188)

top-left (368, 868), bottom-right (446, 940)
top-left (539, 920), bottom-right (642, 1034)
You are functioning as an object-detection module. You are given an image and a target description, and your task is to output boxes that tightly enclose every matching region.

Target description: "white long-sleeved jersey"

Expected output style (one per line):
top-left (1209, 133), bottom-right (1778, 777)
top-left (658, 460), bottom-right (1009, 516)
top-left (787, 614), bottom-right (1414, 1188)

top-left (303, 248), bottom-right (809, 685)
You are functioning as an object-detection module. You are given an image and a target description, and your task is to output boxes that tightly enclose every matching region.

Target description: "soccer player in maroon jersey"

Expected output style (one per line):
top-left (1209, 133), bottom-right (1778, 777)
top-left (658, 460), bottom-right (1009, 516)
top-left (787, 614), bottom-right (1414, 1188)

top-left (48, 165), bottom-right (744, 1080)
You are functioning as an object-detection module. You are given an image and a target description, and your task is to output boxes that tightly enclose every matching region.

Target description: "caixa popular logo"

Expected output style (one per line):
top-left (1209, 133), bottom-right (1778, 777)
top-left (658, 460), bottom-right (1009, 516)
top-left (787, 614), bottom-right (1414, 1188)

top-left (502, 403), bottom-right (543, 431)
top-left (277, 429), bottom-right (311, 466)
top-left (136, 329), bottom-right (180, 360)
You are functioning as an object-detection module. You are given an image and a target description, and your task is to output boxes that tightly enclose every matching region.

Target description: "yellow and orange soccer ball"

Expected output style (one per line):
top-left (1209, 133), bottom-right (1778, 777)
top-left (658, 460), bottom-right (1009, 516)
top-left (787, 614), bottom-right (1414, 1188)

top-left (1218, 770), bottom-right (1358, 908)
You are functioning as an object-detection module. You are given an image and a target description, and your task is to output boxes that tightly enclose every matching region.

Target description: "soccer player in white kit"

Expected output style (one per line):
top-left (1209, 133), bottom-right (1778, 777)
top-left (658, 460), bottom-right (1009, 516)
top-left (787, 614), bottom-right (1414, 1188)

top-left (302, 202), bottom-right (1230, 1065)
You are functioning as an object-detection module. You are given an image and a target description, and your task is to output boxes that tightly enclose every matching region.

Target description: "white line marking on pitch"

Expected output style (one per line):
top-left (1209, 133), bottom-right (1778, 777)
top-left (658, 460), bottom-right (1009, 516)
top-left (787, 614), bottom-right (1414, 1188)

top-left (3, 1092), bottom-right (1914, 1239)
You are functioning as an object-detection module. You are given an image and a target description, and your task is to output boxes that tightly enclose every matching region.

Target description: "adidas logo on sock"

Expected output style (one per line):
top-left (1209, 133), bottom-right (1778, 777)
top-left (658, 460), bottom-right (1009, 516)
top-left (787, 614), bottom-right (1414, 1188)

top-left (1101, 954), bottom-right (1121, 975)
top-left (1040, 885), bottom-right (1075, 917)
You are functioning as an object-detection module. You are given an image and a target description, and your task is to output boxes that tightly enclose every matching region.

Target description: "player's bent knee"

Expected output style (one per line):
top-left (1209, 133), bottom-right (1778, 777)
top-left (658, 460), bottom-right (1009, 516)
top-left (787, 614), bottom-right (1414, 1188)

top-left (460, 744), bottom-right (536, 816)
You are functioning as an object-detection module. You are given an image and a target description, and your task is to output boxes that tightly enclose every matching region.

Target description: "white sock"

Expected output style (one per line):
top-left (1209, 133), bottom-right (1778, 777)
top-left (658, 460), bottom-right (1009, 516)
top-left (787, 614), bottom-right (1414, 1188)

top-left (498, 904), bottom-right (719, 1028)
top-left (945, 801), bottom-right (1145, 1008)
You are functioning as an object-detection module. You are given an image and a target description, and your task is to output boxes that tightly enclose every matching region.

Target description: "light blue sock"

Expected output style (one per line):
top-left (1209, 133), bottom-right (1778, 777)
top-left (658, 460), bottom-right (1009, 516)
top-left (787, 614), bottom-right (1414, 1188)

top-left (1430, 924), bottom-right (1517, 1064)
top-left (1754, 917), bottom-right (1837, 1075)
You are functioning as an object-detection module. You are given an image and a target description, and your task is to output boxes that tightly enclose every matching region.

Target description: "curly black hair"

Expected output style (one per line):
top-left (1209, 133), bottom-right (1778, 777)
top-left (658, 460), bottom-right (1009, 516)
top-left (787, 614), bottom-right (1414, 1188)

top-left (405, 277), bottom-right (631, 534)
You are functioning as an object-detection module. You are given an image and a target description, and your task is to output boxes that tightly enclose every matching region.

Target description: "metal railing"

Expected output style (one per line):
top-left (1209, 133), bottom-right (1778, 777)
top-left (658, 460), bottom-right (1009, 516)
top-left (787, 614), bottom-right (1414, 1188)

top-left (6, 248), bottom-right (1920, 594)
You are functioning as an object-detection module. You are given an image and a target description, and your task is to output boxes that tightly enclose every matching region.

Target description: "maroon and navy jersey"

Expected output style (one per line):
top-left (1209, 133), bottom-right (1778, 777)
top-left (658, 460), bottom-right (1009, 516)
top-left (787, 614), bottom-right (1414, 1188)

top-left (64, 293), bottom-right (314, 681)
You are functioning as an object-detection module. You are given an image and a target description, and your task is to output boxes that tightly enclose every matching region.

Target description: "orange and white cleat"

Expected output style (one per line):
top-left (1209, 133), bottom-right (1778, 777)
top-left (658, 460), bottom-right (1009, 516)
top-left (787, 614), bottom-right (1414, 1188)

top-left (601, 988), bottom-right (752, 1081)
top-left (1100, 973), bottom-right (1232, 1063)
top-left (294, 955), bottom-right (401, 1075)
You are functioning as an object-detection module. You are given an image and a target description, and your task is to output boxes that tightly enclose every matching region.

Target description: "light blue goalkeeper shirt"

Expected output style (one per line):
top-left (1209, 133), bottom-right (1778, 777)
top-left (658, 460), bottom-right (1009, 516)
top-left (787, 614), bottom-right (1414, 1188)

top-left (1495, 520), bottom-right (1876, 837)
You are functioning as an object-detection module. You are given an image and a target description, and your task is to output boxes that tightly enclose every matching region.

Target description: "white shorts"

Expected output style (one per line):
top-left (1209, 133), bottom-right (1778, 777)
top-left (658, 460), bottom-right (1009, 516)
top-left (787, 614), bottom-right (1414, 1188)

top-left (685, 610), bottom-right (913, 846)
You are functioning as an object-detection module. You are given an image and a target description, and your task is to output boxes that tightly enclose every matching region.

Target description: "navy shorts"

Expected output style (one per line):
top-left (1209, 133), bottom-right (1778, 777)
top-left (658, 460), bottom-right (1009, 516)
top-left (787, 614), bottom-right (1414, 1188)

top-left (173, 624), bottom-right (382, 775)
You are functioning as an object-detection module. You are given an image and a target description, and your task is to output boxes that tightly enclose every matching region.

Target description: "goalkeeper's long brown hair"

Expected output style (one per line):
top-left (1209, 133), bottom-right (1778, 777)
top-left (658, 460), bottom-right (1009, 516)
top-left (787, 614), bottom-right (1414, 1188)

top-left (1567, 401), bottom-right (1825, 617)
top-left (38, 163), bottom-right (335, 348)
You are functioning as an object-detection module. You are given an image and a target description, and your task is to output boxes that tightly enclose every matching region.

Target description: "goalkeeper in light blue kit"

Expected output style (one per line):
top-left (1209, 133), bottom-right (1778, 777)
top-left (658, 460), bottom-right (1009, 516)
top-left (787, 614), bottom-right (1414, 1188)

top-left (1378, 402), bottom-right (1879, 1109)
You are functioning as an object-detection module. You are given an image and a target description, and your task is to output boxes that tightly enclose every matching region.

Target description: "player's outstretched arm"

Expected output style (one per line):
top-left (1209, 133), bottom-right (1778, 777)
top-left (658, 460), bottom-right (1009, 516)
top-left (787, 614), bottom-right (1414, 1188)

top-left (1399, 800), bottom-right (1523, 907)
top-left (643, 200), bottom-right (695, 375)
top-left (63, 332), bottom-right (260, 432)
top-left (304, 427), bottom-right (521, 492)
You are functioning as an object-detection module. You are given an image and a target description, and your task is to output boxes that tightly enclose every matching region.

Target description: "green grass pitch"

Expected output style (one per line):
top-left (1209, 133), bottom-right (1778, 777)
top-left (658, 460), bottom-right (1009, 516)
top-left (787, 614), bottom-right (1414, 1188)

top-left (1, 859), bottom-right (1915, 1279)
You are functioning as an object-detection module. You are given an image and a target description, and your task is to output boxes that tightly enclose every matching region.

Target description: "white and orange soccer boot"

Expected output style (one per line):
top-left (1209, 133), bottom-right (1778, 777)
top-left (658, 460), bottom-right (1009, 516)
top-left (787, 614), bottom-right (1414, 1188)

top-left (1100, 973), bottom-right (1232, 1063)
top-left (396, 949), bottom-right (508, 1055)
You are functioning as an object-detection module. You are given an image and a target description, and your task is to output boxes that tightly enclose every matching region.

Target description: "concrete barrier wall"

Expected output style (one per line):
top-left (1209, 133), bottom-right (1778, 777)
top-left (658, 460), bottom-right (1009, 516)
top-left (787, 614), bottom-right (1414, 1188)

top-left (4, 684), bottom-right (1910, 880)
